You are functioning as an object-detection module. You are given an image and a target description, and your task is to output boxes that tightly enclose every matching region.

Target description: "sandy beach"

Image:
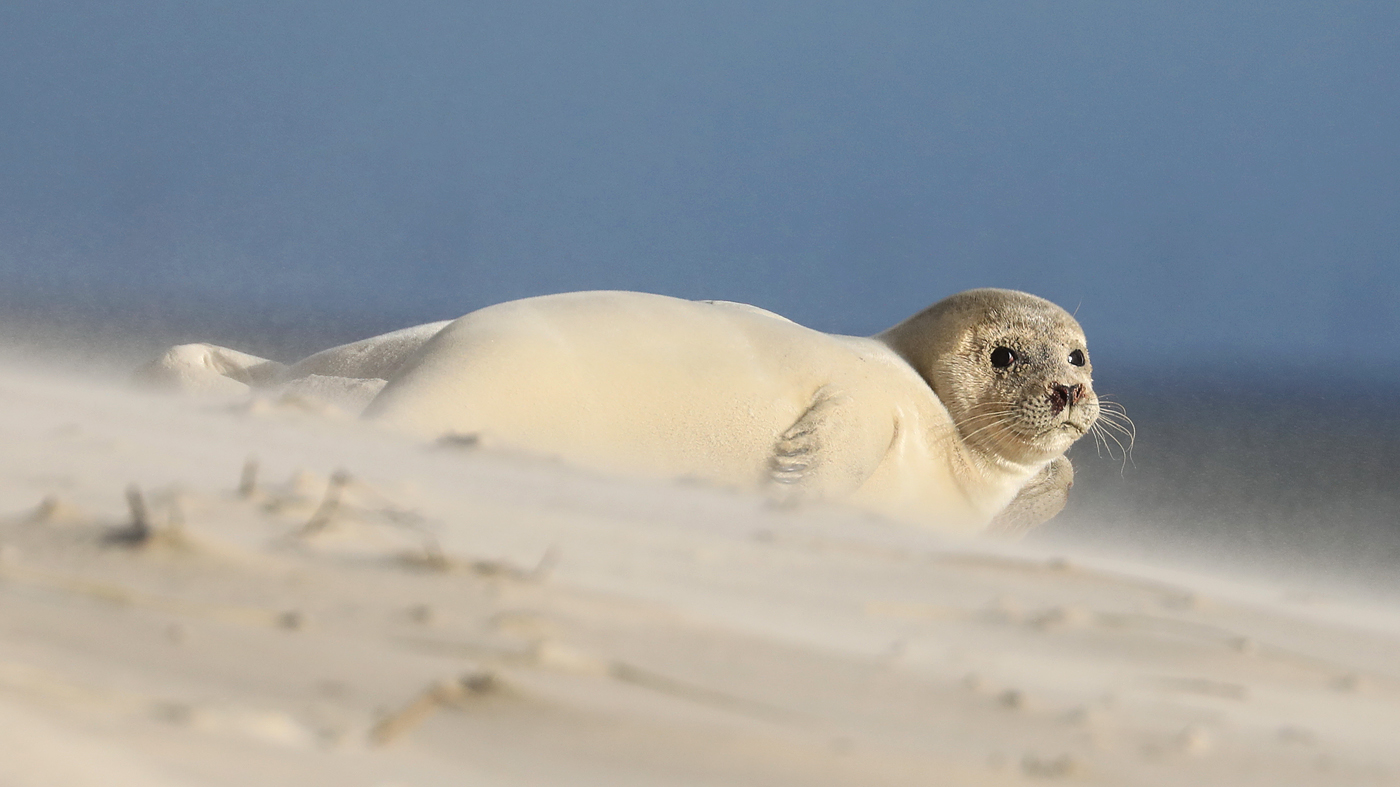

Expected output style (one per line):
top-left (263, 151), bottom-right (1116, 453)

top-left (1, 357), bottom-right (1397, 786)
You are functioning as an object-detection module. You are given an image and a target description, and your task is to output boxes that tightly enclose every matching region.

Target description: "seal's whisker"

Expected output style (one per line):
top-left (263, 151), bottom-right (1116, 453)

top-left (1097, 406), bottom-right (1133, 423)
top-left (1093, 421), bottom-right (1133, 474)
top-left (953, 406), bottom-right (1017, 421)
top-left (960, 414), bottom-right (1013, 445)
top-left (979, 423), bottom-right (1020, 458)
top-left (952, 409), bottom-right (1018, 435)
top-left (952, 410), bottom-right (1017, 431)
top-left (1098, 414), bottom-right (1136, 441)
top-left (954, 410), bottom-right (1017, 428)
top-left (952, 417), bottom-right (1019, 434)
top-left (963, 400), bottom-right (1018, 410)
top-left (1094, 400), bottom-right (1134, 422)
top-left (1100, 426), bottom-right (1124, 466)
top-left (1088, 422), bottom-right (1109, 458)
top-left (1089, 422), bottom-right (1116, 460)
top-left (1099, 405), bottom-right (1133, 421)
top-left (1096, 411), bottom-right (1138, 454)
top-left (1097, 403), bottom-right (1131, 422)
top-left (1096, 401), bottom-right (1132, 417)
top-left (957, 410), bottom-right (1023, 441)
top-left (961, 420), bottom-right (1018, 445)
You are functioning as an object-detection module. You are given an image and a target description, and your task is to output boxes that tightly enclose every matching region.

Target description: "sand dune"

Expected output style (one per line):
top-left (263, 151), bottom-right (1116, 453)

top-left (1, 359), bottom-right (1397, 786)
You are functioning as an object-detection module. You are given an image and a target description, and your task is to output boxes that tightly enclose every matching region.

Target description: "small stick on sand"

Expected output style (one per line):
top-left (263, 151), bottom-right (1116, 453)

top-left (299, 469), bottom-right (351, 537)
top-left (110, 485), bottom-right (152, 546)
top-left (369, 672), bottom-right (499, 746)
top-left (459, 546), bottom-right (560, 581)
top-left (238, 457), bottom-right (259, 499)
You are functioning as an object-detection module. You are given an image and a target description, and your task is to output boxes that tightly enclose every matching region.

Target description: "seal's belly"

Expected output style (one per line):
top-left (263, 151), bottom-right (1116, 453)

top-left (365, 292), bottom-right (841, 486)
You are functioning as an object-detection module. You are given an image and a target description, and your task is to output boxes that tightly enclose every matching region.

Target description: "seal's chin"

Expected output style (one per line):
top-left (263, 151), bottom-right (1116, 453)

top-left (1036, 429), bottom-right (1078, 453)
top-left (983, 424), bottom-right (1077, 466)
top-left (1025, 418), bottom-right (1092, 457)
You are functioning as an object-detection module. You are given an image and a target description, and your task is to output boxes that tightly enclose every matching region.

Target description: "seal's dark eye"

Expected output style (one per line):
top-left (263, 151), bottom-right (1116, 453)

top-left (1068, 349), bottom-right (1086, 367)
top-left (990, 346), bottom-right (1017, 368)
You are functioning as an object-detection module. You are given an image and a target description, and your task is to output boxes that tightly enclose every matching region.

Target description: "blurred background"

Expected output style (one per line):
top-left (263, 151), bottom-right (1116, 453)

top-left (1, 2), bottom-right (1397, 592)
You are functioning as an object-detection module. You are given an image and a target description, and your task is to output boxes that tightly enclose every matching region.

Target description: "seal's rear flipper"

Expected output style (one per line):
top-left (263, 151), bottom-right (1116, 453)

top-left (133, 343), bottom-right (287, 396)
top-left (133, 320), bottom-right (451, 400)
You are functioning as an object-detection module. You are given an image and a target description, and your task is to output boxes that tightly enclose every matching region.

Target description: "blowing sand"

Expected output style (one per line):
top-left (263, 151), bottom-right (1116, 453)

top-left (0, 357), bottom-right (1397, 786)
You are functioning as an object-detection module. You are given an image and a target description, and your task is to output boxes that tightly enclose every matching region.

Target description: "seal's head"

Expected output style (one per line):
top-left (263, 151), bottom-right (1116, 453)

top-left (879, 288), bottom-right (1099, 465)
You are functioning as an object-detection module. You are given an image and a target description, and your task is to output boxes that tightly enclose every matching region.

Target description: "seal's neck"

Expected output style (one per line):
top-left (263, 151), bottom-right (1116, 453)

top-left (955, 446), bottom-right (1047, 520)
top-left (874, 310), bottom-right (952, 395)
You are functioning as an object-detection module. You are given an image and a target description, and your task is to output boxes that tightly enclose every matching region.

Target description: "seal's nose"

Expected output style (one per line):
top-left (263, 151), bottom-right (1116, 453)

top-left (1048, 383), bottom-right (1085, 414)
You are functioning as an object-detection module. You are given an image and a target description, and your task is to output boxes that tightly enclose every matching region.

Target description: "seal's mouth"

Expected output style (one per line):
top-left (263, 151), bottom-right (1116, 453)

top-left (1034, 420), bottom-right (1086, 439)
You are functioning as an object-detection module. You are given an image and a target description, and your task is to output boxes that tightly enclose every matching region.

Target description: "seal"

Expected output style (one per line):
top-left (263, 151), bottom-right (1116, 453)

top-left (360, 289), bottom-right (1099, 534)
top-left (135, 289), bottom-right (1100, 535)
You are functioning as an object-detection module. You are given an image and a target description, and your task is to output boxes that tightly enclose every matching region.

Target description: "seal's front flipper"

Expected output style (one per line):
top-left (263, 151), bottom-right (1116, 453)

top-left (987, 456), bottom-right (1074, 539)
top-left (767, 387), bottom-right (891, 507)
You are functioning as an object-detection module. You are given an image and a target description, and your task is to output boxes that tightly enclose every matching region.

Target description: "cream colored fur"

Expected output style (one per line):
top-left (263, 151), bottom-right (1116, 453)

top-left (136, 289), bottom-right (1098, 534)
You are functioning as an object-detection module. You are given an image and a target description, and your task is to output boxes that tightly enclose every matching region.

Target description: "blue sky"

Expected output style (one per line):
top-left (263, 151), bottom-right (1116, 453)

top-left (1, 2), bottom-right (1397, 377)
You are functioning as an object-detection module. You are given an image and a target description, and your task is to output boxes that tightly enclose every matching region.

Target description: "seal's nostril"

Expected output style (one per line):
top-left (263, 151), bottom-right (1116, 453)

top-left (1049, 383), bottom-right (1084, 414)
